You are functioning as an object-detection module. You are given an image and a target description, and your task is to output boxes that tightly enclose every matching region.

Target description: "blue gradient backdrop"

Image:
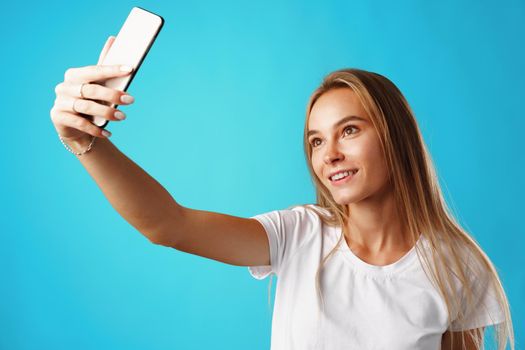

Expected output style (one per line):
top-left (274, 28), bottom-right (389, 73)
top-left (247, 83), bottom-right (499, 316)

top-left (1, 1), bottom-right (523, 349)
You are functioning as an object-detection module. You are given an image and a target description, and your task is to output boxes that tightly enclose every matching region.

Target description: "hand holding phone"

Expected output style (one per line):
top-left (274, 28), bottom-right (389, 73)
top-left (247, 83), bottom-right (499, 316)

top-left (92, 7), bottom-right (164, 128)
top-left (51, 7), bottom-right (164, 143)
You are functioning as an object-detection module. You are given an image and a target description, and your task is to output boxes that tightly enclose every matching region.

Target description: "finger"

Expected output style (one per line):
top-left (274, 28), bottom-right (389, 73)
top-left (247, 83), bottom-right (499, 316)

top-left (70, 98), bottom-right (126, 122)
top-left (97, 35), bottom-right (116, 65)
top-left (53, 95), bottom-right (77, 111)
top-left (53, 110), bottom-right (111, 138)
top-left (97, 36), bottom-right (113, 65)
top-left (55, 81), bottom-right (83, 98)
top-left (53, 95), bottom-right (124, 121)
top-left (81, 83), bottom-right (134, 105)
top-left (64, 64), bottom-right (133, 84)
top-left (55, 82), bottom-right (134, 105)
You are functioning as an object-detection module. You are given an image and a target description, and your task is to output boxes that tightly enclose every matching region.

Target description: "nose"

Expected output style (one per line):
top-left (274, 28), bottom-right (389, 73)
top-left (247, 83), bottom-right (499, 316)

top-left (323, 140), bottom-right (345, 164)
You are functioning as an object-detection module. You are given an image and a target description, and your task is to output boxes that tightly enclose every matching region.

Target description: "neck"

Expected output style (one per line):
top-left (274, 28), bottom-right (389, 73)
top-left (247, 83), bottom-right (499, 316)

top-left (344, 186), bottom-right (410, 254)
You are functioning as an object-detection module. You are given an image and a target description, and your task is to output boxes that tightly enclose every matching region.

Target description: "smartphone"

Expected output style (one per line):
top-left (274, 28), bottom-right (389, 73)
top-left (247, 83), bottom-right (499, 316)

top-left (90, 7), bottom-right (164, 128)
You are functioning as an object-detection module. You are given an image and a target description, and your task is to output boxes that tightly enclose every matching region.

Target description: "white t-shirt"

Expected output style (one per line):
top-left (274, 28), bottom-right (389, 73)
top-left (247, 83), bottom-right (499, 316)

top-left (247, 204), bottom-right (504, 350)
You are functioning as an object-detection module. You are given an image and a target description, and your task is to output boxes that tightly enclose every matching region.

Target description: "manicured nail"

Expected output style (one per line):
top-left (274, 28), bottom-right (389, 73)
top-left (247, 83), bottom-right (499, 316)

top-left (120, 65), bottom-right (133, 72)
top-left (114, 111), bottom-right (126, 120)
top-left (120, 95), bottom-right (135, 104)
top-left (102, 130), bottom-right (111, 137)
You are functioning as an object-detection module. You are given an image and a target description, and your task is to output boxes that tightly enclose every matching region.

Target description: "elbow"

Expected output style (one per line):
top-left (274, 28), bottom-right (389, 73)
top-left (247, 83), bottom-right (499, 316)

top-left (148, 235), bottom-right (166, 246)
top-left (145, 203), bottom-right (185, 248)
top-left (146, 228), bottom-right (179, 248)
top-left (148, 233), bottom-right (173, 247)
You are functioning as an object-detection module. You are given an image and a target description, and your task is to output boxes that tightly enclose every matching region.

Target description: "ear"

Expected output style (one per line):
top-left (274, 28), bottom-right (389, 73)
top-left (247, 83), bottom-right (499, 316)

top-left (97, 35), bottom-right (116, 65)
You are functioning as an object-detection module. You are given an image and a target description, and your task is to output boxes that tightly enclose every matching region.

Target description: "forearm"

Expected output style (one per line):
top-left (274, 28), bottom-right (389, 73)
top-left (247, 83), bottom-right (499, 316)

top-left (67, 136), bottom-right (182, 243)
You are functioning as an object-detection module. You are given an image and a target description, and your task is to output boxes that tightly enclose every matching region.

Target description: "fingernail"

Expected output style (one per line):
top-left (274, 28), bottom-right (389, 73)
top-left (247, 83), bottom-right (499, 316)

top-left (120, 65), bottom-right (133, 72)
top-left (114, 111), bottom-right (126, 120)
top-left (120, 95), bottom-right (134, 104)
top-left (102, 130), bottom-right (112, 137)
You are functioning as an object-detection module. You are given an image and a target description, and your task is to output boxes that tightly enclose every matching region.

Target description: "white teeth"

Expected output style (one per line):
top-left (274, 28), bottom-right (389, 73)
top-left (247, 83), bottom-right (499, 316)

top-left (330, 170), bottom-right (356, 181)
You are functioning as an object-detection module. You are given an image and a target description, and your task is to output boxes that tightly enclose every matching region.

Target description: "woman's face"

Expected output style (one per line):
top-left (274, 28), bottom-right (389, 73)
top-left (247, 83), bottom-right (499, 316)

top-left (308, 88), bottom-right (391, 205)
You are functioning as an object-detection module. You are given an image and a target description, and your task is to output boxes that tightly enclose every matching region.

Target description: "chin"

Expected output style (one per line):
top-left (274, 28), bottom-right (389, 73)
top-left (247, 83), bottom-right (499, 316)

top-left (332, 193), bottom-right (360, 206)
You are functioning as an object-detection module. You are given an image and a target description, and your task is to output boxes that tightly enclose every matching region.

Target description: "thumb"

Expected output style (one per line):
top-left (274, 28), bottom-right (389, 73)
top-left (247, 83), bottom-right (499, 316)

top-left (97, 35), bottom-right (115, 65)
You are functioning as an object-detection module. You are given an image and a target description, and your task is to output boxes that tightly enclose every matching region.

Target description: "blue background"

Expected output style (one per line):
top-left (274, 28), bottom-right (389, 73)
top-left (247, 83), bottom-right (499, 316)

top-left (1, 0), bottom-right (523, 349)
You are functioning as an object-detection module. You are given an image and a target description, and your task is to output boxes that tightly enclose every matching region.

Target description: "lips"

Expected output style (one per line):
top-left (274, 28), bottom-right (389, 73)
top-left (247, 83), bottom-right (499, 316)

top-left (330, 170), bottom-right (359, 187)
top-left (328, 169), bottom-right (358, 181)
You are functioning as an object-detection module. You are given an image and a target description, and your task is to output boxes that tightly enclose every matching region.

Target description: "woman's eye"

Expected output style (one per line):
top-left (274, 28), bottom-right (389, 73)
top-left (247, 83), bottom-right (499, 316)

top-left (310, 138), bottom-right (321, 147)
top-left (310, 125), bottom-right (358, 148)
top-left (343, 125), bottom-right (358, 135)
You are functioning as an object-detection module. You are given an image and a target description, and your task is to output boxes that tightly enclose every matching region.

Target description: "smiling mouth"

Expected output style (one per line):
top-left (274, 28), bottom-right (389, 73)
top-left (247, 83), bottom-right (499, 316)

top-left (329, 169), bottom-right (358, 185)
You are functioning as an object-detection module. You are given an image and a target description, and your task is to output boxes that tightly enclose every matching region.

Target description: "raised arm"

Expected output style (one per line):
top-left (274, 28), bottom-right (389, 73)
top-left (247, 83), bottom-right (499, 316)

top-left (156, 206), bottom-right (270, 266)
top-left (57, 135), bottom-right (270, 267)
top-left (50, 36), bottom-right (270, 267)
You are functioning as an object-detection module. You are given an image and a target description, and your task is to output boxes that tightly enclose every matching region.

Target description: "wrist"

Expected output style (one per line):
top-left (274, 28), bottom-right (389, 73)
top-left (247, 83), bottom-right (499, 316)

top-left (59, 134), bottom-right (97, 156)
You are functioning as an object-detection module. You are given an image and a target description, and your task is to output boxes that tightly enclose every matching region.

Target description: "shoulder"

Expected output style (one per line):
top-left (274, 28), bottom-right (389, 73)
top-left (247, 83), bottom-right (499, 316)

top-left (251, 203), bottom-right (339, 233)
top-left (257, 203), bottom-right (333, 222)
top-left (250, 203), bottom-right (334, 244)
top-left (286, 203), bottom-right (335, 220)
top-left (248, 204), bottom-right (334, 278)
top-left (426, 234), bottom-right (504, 330)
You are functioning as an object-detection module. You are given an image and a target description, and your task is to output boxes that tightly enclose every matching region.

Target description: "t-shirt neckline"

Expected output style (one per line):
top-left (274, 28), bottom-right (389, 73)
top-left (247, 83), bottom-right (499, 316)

top-left (334, 226), bottom-right (423, 276)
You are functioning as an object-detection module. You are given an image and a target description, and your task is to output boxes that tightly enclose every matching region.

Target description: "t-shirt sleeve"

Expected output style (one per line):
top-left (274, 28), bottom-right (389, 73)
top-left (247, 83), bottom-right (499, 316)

top-left (449, 255), bottom-right (506, 331)
top-left (247, 205), bottom-right (318, 280)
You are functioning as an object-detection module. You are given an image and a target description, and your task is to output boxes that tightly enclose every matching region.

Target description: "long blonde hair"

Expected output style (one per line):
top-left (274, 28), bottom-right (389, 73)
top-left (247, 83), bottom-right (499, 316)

top-left (271, 68), bottom-right (514, 349)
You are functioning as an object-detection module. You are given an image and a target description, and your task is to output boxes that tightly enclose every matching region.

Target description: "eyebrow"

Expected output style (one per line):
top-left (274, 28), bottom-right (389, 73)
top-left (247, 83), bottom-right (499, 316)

top-left (307, 115), bottom-right (366, 137)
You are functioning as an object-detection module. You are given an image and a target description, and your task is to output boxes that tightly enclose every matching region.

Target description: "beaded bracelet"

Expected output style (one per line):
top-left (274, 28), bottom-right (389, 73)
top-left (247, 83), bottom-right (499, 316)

top-left (58, 134), bottom-right (97, 156)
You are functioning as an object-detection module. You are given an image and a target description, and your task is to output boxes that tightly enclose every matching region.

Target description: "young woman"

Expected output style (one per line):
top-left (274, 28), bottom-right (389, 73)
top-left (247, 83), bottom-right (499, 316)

top-left (50, 36), bottom-right (514, 350)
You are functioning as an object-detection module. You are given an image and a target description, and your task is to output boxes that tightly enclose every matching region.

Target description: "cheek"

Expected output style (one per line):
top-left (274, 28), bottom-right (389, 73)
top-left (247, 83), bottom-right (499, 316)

top-left (311, 153), bottom-right (329, 182)
top-left (310, 155), bottom-right (322, 178)
top-left (359, 139), bottom-right (389, 179)
top-left (340, 143), bottom-right (361, 158)
top-left (344, 137), bottom-right (386, 176)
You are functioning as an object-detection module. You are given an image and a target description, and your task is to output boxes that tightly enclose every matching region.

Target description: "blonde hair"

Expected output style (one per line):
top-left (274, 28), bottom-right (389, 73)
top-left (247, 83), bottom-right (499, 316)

top-left (267, 68), bottom-right (514, 350)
